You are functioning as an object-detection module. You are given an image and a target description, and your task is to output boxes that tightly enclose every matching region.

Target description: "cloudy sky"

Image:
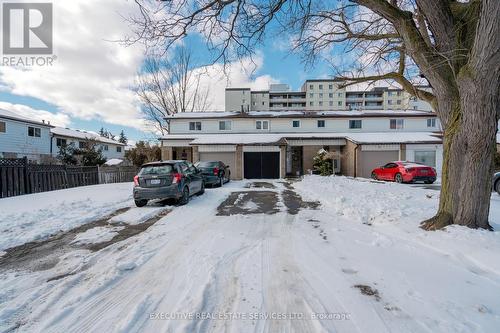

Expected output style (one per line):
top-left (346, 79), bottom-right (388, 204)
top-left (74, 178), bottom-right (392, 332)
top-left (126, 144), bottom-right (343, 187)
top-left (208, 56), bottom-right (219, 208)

top-left (0, 0), bottom-right (334, 142)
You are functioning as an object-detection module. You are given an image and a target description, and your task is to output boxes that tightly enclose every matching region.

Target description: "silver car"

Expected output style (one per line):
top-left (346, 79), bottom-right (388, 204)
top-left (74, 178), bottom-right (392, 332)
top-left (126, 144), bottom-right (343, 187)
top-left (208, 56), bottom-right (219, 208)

top-left (494, 172), bottom-right (500, 195)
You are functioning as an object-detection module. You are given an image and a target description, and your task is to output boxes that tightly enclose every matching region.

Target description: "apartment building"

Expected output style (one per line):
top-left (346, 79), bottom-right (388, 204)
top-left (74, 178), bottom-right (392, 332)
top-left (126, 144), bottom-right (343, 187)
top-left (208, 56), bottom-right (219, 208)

top-left (225, 79), bottom-right (433, 113)
top-left (160, 110), bottom-right (443, 180)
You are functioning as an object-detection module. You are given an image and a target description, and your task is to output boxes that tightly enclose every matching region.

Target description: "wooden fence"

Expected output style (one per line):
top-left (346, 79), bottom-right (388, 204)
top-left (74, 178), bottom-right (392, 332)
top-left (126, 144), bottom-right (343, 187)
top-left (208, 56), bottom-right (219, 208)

top-left (0, 158), bottom-right (138, 199)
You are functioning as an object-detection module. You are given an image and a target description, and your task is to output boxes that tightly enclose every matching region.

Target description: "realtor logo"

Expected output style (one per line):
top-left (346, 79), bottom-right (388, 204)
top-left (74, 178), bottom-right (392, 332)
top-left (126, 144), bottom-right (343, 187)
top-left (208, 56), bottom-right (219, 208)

top-left (2, 3), bottom-right (53, 55)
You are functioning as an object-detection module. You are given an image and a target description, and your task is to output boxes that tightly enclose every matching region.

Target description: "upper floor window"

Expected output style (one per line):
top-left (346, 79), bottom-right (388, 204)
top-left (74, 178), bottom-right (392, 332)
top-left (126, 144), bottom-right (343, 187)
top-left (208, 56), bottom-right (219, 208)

top-left (103, 145), bottom-right (109, 151)
top-left (338, 101), bottom-right (343, 106)
top-left (219, 120), bottom-right (232, 131)
top-left (328, 84), bottom-right (333, 89)
top-left (189, 121), bottom-right (202, 131)
top-left (309, 101), bottom-right (314, 106)
top-left (349, 120), bottom-right (362, 129)
top-left (319, 84), bottom-right (323, 90)
top-left (292, 120), bottom-right (300, 128)
top-left (329, 93), bottom-right (333, 98)
top-left (390, 119), bottom-right (404, 129)
top-left (56, 138), bottom-right (66, 147)
top-left (319, 101), bottom-right (323, 106)
top-left (317, 120), bottom-right (325, 128)
top-left (79, 141), bottom-right (86, 149)
top-left (397, 91), bottom-right (402, 96)
top-left (388, 100), bottom-right (393, 105)
top-left (319, 93), bottom-right (323, 98)
top-left (256, 120), bottom-right (269, 130)
top-left (27, 126), bottom-right (41, 137)
top-left (117, 146), bottom-right (122, 153)
top-left (309, 84), bottom-right (313, 89)
top-left (0, 121), bottom-right (5, 133)
top-left (338, 92), bottom-right (342, 97)
top-left (396, 100), bottom-right (402, 105)
top-left (427, 118), bottom-right (436, 128)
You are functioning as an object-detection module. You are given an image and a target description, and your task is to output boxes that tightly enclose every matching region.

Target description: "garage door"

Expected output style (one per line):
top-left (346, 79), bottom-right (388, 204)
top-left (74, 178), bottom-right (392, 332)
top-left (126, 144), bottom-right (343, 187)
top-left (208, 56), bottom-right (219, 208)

top-left (199, 152), bottom-right (236, 170)
top-left (359, 151), bottom-right (399, 178)
top-left (244, 152), bottom-right (280, 179)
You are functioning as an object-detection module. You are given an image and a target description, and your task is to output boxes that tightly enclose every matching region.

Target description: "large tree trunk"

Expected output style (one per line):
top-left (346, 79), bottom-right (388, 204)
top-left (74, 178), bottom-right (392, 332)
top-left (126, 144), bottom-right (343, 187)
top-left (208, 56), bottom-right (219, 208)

top-left (422, 74), bottom-right (499, 230)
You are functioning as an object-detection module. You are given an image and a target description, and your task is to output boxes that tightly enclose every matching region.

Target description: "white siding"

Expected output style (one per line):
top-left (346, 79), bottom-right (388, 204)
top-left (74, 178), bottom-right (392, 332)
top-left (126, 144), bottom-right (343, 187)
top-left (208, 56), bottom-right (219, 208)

top-left (169, 117), bottom-right (438, 134)
top-left (0, 117), bottom-right (51, 160)
top-left (52, 136), bottom-right (125, 160)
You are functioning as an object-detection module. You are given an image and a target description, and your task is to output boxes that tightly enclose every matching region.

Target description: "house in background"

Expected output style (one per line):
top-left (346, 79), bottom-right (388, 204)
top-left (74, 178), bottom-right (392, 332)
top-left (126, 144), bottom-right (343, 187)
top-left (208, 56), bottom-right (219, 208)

top-left (51, 127), bottom-right (126, 160)
top-left (160, 109), bottom-right (443, 180)
top-left (0, 109), bottom-right (54, 163)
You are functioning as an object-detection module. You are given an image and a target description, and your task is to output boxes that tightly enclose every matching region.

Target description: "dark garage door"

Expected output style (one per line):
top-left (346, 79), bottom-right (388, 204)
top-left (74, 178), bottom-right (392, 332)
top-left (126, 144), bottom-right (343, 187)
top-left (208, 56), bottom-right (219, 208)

top-left (244, 152), bottom-right (280, 179)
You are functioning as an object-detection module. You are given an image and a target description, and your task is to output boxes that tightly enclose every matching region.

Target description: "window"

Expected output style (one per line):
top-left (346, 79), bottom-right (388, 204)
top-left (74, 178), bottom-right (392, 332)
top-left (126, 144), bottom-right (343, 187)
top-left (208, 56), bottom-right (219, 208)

top-left (414, 151), bottom-right (436, 167)
top-left (56, 138), bottom-right (67, 147)
top-left (338, 101), bottom-right (343, 106)
top-left (388, 100), bottom-right (393, 105)
top-left (319, 93), bottom-right (323, 98)
top-left (349, 120), bottom-right (362, 129)
top-left (397, 91), bottom-right (402, 96)
top-left (329, 93), bottom-right (333, 98)
top-left (189, 121), bottom-right (202, 131)
top-left (0, 121), bottom-right (6, 133)
top-left (427, 118), bottom-right (436, 127)
top-left (309, 102), bottom-right (314, 106)
top-left (117, 146), bottom-right (122, 153)
top-left (388, 91), bottom-right (394, 96)
top-left (317, 120), bottom-right (325, 128)
top-left (79, 141), bottom-right (86, 149)
top-left (329, 84), bottom-right (333, 89)
top-left (309, 93), bottom-right (313, 98)
top-left (338, 93), bottom-right (342, 97)
top-left (319, 101), bottom-right (323, 106)
top-left (292, 120), bottom-right (300, 128)
top-left (252, 101), bottom-right (256, 106)
top-left (309, 84), bottom-right (313, 89)
top-left (103, 145), bottom-right (109, 151)
top-left (319, 84), bottom-right (323, 90)
top-left (396, 100), bottom-right (402, 105)
top-left (219, 120), bottom-right (232, 130)
top-left (27, 126), bottom-right (41, 137)
top-left (262, 102), bottom-right (265, 105)
top-left (256, 120), bottom-right (269, 130)
top-left (390, 119), bottom-right (404, 129)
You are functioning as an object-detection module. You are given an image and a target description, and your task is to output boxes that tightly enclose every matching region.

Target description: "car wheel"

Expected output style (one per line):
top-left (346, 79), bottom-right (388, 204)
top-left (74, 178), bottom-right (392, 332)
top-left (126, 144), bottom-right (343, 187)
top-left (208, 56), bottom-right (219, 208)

top-left (197, 182), bottom-right (205, 195)
top-left (178, 187), bottom-right (190, 205)
top-left (371, 172), bottom-right (378, 180)
top-left (496, 180), bottom-right (500, 195)
top-left (424, 180), bottom-right (435, 184)
top-left (395, 173), bottom-right (403, 183)
top-left (134, 199), bottom-right (148, 207)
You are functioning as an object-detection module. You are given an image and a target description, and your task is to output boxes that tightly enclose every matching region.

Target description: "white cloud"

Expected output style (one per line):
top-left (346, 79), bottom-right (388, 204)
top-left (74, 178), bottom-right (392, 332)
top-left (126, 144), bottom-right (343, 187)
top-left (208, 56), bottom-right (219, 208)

top-left (0, 0), bottom-right (146, 129)
top-left (0, 101), bottom-right (71, 127)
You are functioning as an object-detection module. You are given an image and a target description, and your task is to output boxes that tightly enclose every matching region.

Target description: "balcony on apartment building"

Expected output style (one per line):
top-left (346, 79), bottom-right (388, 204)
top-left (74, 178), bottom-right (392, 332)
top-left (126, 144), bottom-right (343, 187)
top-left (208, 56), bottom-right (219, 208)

top-left (269, 93), bottom-right (306, 103)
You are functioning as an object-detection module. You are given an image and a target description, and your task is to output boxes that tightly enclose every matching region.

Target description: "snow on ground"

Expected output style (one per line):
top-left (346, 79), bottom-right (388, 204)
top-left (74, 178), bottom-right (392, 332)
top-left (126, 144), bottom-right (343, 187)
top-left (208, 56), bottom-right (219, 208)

top-left (0, 183), bottom-right (133, 251)
top-left (0, 177), bottom-right (499, 332)
top-left (71, 226), bottom-right (124, 245)
top-left (109, 207), bottom-right (168, 225)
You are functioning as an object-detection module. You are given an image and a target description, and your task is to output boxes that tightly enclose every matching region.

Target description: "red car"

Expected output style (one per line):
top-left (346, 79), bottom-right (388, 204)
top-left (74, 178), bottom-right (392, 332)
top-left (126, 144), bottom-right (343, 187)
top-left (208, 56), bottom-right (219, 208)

top-left (371, 161), bottom-right (437, 184)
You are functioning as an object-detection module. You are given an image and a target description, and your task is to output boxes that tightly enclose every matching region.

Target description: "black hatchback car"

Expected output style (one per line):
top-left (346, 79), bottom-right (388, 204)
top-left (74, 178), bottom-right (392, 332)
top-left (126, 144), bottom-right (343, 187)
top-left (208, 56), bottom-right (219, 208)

top-left (133, 160), bottom-right (205, 207)
top-left (194, 161), bottom-right (231, 187)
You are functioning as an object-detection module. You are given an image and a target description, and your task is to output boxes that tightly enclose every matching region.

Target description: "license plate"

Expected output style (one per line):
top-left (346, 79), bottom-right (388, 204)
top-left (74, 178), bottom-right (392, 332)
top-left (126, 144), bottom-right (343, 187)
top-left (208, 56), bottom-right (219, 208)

top-left (150, 179), bottom-right (161, 185)
top-left (421, 170), bottom-right (428, 174)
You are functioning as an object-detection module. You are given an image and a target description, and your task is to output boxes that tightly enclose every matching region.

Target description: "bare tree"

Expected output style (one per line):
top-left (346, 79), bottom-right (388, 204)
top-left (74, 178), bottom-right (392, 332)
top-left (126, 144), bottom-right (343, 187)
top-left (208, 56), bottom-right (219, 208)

top-left (136, 46), bottom-right (211, 135)
top-left (131, 0), bottom-right (500, 230)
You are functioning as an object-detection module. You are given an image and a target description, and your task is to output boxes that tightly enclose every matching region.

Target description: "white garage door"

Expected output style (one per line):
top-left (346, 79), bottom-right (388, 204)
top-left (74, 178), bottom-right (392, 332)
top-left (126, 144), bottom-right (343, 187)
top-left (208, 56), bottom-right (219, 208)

top-left (360, 150), bottom-right (399, 178)
top-left (199, 152), bottom-right (236, 170)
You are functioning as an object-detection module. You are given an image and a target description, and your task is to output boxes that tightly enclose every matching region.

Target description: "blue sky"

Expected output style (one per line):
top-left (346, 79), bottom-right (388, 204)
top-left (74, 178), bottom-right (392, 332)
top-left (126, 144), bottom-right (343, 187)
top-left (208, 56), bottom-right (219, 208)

top-left (0, 0), bottom-right (334, 144)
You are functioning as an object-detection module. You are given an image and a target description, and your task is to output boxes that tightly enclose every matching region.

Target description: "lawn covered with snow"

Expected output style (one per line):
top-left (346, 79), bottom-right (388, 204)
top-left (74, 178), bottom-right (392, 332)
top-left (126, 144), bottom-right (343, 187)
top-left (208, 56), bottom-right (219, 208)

top-left (0, 176), bottom-right (499, 332)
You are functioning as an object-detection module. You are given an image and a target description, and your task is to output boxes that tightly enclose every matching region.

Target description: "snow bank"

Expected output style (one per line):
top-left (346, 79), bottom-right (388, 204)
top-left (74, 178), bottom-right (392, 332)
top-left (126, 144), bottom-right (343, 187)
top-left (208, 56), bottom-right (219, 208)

top-left (0, 183), bottom-right (134, 250)
top-left (71, 226), bottom-right (123, 245)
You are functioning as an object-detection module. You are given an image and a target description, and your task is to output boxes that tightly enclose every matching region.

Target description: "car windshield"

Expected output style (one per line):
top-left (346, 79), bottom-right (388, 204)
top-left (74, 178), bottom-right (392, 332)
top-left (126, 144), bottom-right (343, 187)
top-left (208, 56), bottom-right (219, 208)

top-left (195, 161), bottom-right (218, 168)
top-left (139, 165), bottom-right (174, 175)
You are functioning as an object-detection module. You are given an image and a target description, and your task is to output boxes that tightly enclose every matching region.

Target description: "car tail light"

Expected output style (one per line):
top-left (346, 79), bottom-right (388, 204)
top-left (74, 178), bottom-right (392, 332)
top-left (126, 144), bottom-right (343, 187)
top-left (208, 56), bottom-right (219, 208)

top-left (213, 167), bottom-right (219, 175)
top-left (405, 168), bottom-right (415, 172)
top-left (133, 175), bottom-right (139, 186)
top-left (172, 173), bottom-right (182, 184)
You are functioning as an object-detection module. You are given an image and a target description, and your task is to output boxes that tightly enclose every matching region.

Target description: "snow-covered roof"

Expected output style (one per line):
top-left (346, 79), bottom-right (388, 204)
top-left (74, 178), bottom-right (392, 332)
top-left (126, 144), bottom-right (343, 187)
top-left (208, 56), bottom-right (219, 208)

top-left (0, 108), bottom-right (53, 127)
top-left (51, 127), bottom-right (126, 145)
top-left (165, 110), bottom-right (436, 119)
top-left (161, 132), bottom-right (442, 145)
